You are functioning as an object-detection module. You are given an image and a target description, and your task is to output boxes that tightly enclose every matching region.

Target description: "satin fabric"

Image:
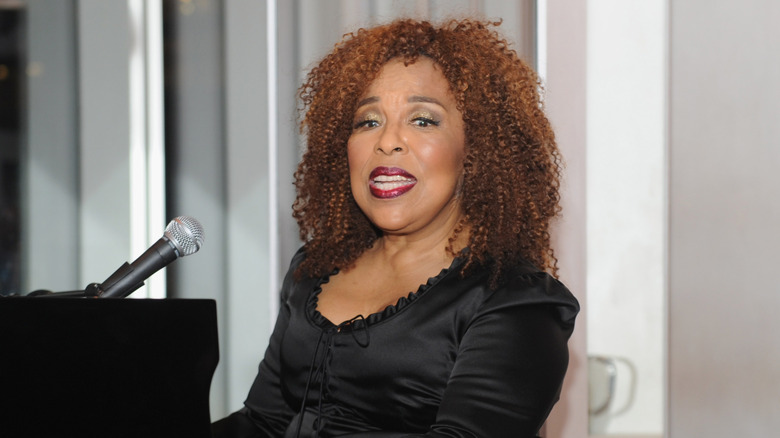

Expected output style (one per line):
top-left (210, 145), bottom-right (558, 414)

top-left (213, 248), bottom-right (579, 438)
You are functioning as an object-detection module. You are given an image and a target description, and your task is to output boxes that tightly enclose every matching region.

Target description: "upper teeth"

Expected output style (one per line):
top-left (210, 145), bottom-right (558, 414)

top-left (373, 175), bottom-right (414, 182)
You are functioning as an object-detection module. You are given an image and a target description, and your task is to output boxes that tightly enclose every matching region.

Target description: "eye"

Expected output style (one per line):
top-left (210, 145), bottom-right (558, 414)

top-left (353, 119), bottom-right (380, 129)
top-left (412, 117), bottom-right (440, 128)
top-left (352, 111), bottom-right (382, 130)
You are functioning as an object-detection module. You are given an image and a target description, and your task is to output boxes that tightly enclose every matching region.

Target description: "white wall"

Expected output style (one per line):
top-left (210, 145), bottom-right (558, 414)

top-left (669, 1), bottom-right (780, 436)
top-left (586, 0), bottom-right (666, 435)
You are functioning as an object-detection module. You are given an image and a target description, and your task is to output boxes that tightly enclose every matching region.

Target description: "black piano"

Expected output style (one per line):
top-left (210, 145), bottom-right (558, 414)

top-left (0, 298), bottom-right (219, 437)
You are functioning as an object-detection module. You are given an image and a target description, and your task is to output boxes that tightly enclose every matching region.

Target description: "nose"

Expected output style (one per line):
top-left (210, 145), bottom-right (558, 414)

top-left (375, 123), bottom-right (406, 155)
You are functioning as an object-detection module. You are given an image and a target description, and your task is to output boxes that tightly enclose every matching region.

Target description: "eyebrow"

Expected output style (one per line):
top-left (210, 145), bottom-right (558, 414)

top-left (355, 95), bottom-right (445, 109)
top-left (409, 95), bottom-right (444, 106)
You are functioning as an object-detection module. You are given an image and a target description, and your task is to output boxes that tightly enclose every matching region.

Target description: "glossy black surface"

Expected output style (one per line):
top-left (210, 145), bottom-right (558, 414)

top-left (0, 298), bottom-right (219, 437)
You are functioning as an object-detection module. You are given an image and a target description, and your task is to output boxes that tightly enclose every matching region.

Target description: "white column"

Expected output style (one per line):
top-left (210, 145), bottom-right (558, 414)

top-left (543, 0), bottom-right (589, 436)
top-left (77, 0), bottom-right (134, 291)
top-left (222, 0), bottom-right (276, 415)
top-left (23, 0), bottom-right (80, 293)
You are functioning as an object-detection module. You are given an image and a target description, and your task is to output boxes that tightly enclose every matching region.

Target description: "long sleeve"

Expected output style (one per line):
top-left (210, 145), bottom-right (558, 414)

top-left (420, 273), bottom-right (575, 437)
top-left (425, 303), bottom-right (571, 437)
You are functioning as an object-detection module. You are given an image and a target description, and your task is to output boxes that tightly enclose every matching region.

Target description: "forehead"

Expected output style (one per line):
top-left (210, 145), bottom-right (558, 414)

top-left (363, 58), bottom-right (453, 97)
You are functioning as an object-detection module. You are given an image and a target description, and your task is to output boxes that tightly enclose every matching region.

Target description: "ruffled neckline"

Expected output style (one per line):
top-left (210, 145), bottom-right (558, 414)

top-left (307, 256), bottom-right (463, 329)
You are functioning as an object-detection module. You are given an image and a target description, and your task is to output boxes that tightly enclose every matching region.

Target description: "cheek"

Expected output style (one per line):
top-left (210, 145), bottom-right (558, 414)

top-left (419, 140), bottom-right (465, 180)
top-left (347, 142), bottom-right (366, 191)
top-left (346, 141), bottom-right (358, 170)
top-left (448, 135), bottom-right (467, 176)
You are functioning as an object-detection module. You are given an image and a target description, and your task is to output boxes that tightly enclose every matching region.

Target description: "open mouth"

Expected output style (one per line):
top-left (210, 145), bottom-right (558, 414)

top-left (369, 167), bottom-right (417, 199)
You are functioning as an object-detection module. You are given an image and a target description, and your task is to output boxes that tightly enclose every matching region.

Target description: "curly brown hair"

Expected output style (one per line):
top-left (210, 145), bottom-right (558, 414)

top-left (293, 18), bottom-right (562, 286)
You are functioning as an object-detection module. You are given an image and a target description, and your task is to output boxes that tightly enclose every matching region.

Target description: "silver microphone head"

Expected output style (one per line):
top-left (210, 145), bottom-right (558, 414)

top-left (164, 216), bottom-right (205, 257)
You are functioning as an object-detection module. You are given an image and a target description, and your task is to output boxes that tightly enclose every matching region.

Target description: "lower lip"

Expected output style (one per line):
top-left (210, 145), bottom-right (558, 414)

top-left (369, 182), bottom-right (416, 199)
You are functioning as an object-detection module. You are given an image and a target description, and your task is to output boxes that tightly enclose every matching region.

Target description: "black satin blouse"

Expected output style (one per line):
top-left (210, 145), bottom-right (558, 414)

top-left (212, 249), bottom-right (579, 438)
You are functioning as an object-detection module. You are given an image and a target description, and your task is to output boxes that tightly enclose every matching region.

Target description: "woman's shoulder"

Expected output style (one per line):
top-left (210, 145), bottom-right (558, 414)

top-left (278, 245), bottom-right (310, 300)
top-left (472, 260), bottom-right (580, 329)
top-left (289, 244), bottom-right (308, 268)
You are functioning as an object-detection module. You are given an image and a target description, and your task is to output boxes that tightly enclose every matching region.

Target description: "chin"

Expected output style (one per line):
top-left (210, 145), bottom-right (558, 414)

top-left (371, 219), bottom-right (411, 235)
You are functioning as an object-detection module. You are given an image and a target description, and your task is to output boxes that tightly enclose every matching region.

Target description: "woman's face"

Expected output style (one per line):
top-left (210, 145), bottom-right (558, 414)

top-left (347, 58), bottom-right (466, 238)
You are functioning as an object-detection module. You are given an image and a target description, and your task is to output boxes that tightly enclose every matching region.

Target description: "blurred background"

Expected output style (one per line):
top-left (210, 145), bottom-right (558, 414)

top-left (1, 1), bottom-right (777, 437)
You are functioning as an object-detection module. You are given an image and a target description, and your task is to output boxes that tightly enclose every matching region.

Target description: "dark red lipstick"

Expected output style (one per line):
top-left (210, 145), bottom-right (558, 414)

top-left (369, 166), bottom-right (417, 199)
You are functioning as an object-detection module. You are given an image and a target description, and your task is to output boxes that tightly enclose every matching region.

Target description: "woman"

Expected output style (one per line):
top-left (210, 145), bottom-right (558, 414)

top-left (213, 18), bottom-right (579, 438)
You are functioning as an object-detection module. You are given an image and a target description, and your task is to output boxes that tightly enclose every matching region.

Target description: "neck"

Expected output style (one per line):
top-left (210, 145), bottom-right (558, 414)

top-left (371, 216), bottom-right (470, 273)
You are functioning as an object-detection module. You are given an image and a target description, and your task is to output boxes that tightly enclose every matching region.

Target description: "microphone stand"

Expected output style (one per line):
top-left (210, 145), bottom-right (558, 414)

top-left (23, 262), bottom-right (146, 299)
top-left (25, 283), bottom-right (100, 298)
top-left (25, 283), bottom-right (103, 298)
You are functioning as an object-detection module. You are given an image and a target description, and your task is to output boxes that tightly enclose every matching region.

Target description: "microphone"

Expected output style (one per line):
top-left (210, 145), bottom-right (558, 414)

top-left (98, 216), bottom-right (205, 298)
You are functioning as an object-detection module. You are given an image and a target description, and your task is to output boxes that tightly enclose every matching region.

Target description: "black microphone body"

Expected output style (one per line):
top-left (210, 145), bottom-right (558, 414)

top-left (97, 216), bottom-right (204, 298)
top-left (98, 237), bottom-right (179, 298)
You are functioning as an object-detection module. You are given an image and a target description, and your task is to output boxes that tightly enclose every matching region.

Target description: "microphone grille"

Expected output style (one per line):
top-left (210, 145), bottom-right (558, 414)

top-left (164, 216), bottom-right (205, 257)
